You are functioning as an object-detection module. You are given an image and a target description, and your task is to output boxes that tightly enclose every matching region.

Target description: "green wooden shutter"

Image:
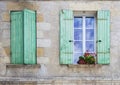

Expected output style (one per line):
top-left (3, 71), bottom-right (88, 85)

top-left (10, 11), bottom-right (24, 64)
top-left (24, 9), bottom-right (36, 64)
top-left (97, 10), bottom-right (110, 64)
top-left (60, 10), bottom-right (73, 64)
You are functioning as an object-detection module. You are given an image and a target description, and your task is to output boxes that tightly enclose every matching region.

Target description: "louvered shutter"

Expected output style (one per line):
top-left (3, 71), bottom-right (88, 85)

top-left (10, 11), bottom-right (24, 64)
top-left (60, 10), bottom-right (73, 64)
top-left (24, 9), bottom-right (37, 64)
top-left (97, 10), bottom-right (110, 64)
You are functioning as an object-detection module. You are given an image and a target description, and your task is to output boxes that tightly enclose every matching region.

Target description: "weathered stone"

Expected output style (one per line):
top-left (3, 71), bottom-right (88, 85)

top-left (2, 39), bottom-right (10, 47)
top-left (37, 13), bottom-right (44, 22)
top-left (0, 2), bottom-right (6, 10)
top-left (37, 48), bottom-right (44, 57)
top-left (23, 2), bottom-right (39, 10)
top-left (0, 22), bottom-right (10, 30)
top-left (37, 39), bottom-right (51, 47)
top-left (7, 2), bottom-right (39, 10)
top-left (37, 30), bottom-right (44, 38)
top-left (2, 12), bottom-right (10, 22)
top-left (2, 29), bottom-right (10, 39)
top-left (37, 23), bottom-right (51, 31)
top-left (3, 47), bottom-right (10, 57)
top-left (7, 2), bottom-right (23, 10)
top-left (37, 57), bottom-right (49, 64)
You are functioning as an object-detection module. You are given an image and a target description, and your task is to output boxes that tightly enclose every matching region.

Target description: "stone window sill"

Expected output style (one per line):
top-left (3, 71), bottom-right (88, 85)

top-left (6, 64), bottom-right (41, 68)
top-left (68, 64), bottom-right (102, 68)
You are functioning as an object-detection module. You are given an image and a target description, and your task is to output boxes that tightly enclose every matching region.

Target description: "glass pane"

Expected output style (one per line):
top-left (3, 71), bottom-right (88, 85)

top-left (86, 29), bottom-right (94, 40)
top-left (74, 29), bottom-right (82, 40)
top-left (73, 53), bottom-right (83, 64)
top-left (74, 41), bottom-right (83, 52)
top-left (74, 17), bottom-right (82, 29)
top-left (86, 41), bottom-right (94, 52)
top-left (86, 17), bottom-right (94, 29)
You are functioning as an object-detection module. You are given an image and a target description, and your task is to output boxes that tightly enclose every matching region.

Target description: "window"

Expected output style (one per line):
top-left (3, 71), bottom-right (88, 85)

top-left (10, 9), bottom-right (36, 64)
top-left (74, 16), bottom-right (96, 64)
top-left (60, 10), bottom-right (110, 65)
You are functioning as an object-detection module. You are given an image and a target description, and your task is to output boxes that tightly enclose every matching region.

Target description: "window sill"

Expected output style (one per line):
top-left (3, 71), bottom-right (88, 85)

top-left (6, 64), bottom-right (41, 68)
top-left (68, 64), bottom-right (102, 68)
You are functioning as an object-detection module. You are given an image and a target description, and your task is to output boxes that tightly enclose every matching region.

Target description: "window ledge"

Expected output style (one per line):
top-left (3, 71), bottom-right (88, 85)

top-left (6, 64), bottom-right (41, 68)
top-left (68, 64), bottom-right (102, 68)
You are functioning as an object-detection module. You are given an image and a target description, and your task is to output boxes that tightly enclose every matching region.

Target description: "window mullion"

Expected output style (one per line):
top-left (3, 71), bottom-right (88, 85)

top-left (83, 16), bottom-right (86, 53)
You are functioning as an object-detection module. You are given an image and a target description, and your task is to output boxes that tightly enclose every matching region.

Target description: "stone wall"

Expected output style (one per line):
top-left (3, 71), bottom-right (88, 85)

top-left (0, 0), bottom-right (120, 84)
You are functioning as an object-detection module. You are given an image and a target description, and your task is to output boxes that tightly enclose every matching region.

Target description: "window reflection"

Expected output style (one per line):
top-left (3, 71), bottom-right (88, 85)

top-left (86, 17), bottom-right (94, 29)
top-left (74, 17), bottom-right (82, 29)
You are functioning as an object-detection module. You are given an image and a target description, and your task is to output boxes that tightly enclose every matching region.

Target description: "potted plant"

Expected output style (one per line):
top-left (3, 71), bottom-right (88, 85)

top-left (77, 51), bottom-right (96, 64)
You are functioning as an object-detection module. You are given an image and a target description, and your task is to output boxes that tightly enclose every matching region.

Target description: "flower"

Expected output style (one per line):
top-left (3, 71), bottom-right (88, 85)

top-left (77, 51), bottom-right (96, 64)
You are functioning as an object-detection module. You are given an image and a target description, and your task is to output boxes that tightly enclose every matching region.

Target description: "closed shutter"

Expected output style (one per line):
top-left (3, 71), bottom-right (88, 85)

top-left (24, 9), bottom-right (36, 64)
top-left (60, 10), bottom-right (73, 64)
top-left (10, 11), bottom-right (24, 64)
top-left (97, 10), bottom-right (110, 64)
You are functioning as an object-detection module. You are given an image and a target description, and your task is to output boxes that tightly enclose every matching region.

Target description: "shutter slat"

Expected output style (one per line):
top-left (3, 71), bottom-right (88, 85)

top-left (60, 10), bottom-right (73, 64)
top-left (97, 10), bottom-right (110, 64)
top-left (24, 9), bottom-right (36, 64)
top-left (10, 11), bottom-right (24, 64)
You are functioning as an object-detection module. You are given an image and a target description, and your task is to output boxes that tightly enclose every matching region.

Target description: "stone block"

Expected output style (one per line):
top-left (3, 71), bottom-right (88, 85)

top-left (0, 22), bottom-right (10, 30)
top-left (7, 2), bottom-right (39, 10)
top-left (70, 2), bottom-right (100, 11)
top-left (0, 63), bottom-right (6, 76)
top-left (2, 12), bottom-right (10, 22)
top-left (2, 29), bottom-right (10, 39)
top-left (37, 23), bottom-right (51, 31)
top-left (37, 57), bottom-right (49, 64)
top-left (37, 30), bottom-right (44, 38)
top-left (3, 47), bottom-right (10, 57)
top-left (37, 13), bottom-right (44, 22)
top-left (37, 39), bottom-right (51, 47)
top-left (7, 2), bottom-right (23, 10)
top-left (37, 47), bottom-right (44, 57)
top-left (2, 39), bottom-right (10, 47)
top-left (0, 2), bottom-right (7, 10)
top-left (23, 2), bottom-right (39, 10)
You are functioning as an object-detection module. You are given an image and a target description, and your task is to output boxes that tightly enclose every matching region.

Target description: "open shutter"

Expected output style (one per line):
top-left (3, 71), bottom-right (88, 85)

top-left (97, 10), bottom-right (110, 64)
top-left (24, 9), bottom-right (36, 64)
top-left (60, 10), bottom-right (73, 64)
top-left (10, 11), bottom-right (24, 64)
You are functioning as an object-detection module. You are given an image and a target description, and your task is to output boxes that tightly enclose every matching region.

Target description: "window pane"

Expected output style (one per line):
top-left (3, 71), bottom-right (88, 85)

top-left (74, 41), bottom-right (83, 52)
top-left (86, 41), bottom-right (94, 52)
top-left (74, 29), bottom-right (82, 40)
top-left (86, 17), bottom-right (94, 29)
top-left (73, 53), bottom-right (83, 64)
top-left (74, 17), bottom-right (82, 29)
top-left (86, 29), bottom-right (94, 40)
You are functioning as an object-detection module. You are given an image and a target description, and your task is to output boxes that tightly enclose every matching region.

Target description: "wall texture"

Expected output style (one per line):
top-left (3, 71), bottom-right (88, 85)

top-left (0, 0), bottom-right (120, 85)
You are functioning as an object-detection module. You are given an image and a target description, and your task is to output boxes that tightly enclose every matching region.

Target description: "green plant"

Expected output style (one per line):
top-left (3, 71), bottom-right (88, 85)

top-left (77, 51), bottom-right (96, 64)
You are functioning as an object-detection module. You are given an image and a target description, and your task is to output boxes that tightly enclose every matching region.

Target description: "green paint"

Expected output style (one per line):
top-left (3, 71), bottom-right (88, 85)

top-left (60, 10), bottom-right (73, 64)
top-left (10, 9), bottom-right (36, 64)
top-left (10, 11), bottom-right (24, 64)
top-left (24, 9), bottom-right (36, 64)
top-left (97, 10), bottom-right (110, 64)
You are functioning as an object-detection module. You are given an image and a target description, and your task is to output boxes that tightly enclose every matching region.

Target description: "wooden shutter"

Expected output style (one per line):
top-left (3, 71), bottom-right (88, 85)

top-left (10, 11), bottom-right (24, 64)
top-left (60, 10), bottom-right (73, 64)
top-left (97, 10), bottom-right (110, 64)
top-left (24, 9), bottom-right (36, 64)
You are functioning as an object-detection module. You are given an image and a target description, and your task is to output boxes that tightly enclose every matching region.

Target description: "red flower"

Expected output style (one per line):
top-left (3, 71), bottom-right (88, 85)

top-left (84, 50), bottom-right (90, 57)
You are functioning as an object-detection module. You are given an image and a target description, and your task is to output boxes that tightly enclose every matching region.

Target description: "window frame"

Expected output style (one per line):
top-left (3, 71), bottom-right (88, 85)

top-left (73, 11), bottom-right (97, 64)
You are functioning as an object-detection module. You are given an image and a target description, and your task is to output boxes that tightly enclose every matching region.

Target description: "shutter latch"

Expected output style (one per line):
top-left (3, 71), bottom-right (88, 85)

top-left (96, 40), bottom-right (102, 43)
top-left (69, 40), bottom-right (73, 42)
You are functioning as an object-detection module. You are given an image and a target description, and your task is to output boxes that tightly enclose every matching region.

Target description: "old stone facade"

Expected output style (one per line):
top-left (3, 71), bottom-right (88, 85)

top-left (0, 0), bottom-right (120, 85)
